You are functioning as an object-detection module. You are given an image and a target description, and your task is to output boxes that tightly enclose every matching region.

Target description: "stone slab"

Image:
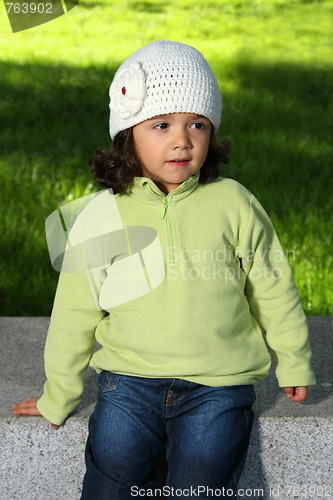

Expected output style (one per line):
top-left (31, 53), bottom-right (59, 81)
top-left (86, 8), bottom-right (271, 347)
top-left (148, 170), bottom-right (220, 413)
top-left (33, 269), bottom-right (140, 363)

top-left (0, 316), bottom-right (332, 499)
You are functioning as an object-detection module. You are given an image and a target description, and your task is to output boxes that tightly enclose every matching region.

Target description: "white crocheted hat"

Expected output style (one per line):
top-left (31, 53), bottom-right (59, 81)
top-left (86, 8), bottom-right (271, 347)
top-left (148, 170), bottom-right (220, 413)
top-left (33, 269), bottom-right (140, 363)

top-left (109, 40), bottom-right (222, 139)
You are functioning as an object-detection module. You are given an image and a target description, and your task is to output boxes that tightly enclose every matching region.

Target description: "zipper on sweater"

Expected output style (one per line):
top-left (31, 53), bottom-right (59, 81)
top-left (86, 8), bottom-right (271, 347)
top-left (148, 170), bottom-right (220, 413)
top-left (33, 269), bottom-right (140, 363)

top-left (143, 184), bottom-right (175, 264)
top-left (160, 198), bottom-right (175, 263)
top-left (161, 198), bottom-right (168, 219)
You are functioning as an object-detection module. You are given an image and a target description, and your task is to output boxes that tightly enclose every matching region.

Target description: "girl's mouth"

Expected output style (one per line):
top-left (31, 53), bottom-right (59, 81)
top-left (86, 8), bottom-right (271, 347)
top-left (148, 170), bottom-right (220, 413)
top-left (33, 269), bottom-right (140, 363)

top-left (167, 159), bottom-right (190, 166)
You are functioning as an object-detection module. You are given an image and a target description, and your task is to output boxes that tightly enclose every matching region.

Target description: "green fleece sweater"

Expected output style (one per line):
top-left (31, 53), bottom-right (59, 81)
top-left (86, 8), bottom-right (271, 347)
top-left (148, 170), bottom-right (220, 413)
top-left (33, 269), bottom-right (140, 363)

top-left (37, 173), bottom-right (315, 425)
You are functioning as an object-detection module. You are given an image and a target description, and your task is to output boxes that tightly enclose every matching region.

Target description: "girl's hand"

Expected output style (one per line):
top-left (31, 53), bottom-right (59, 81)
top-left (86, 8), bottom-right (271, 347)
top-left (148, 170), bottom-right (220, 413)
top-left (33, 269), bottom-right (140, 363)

top-left (284, 386), bottom-right (308, 402)
top-left (12, 397), bottom-right (59, 430)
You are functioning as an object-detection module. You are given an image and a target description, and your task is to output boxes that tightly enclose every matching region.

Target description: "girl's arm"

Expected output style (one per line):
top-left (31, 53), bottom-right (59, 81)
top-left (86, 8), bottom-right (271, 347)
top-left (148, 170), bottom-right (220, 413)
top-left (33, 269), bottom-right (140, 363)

top-left (13, 269), bottom-right (103, 427)
top-left (13, 197), bottom-right (109, 427)
top-left (15, 265), bottom-right (104, 427)
top-left (35, 269), bottom-right (104, 426)
top-left (12, 398), bottom-right (59, 429)
top-left (238, 193), bottom-right (316, 390)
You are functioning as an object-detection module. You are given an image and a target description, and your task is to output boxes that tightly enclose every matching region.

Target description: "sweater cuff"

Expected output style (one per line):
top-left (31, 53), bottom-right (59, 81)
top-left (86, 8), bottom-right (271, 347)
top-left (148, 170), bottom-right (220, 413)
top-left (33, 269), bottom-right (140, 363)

top-left (277, 372), bottom-right (316, 388)
top-left (36, 395), bottom-right (67, 427)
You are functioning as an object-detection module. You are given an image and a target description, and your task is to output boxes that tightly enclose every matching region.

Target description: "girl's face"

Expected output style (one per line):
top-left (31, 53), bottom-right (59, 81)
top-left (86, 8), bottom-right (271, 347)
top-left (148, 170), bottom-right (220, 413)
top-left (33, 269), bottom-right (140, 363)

top-left (132, 113), bottom-right (211, 194)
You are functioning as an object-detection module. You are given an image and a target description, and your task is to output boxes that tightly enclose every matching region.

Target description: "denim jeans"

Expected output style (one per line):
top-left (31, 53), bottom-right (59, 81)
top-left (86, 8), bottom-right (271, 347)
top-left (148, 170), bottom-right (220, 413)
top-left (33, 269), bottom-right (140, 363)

top-left (81, 372), bottom-right (255, 500)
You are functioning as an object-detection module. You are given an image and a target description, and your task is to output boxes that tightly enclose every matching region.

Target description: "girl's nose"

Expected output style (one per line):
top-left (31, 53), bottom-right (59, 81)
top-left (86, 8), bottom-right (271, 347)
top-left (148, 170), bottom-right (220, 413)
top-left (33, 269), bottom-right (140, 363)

top-left (172, 128), bottom-right (192, 149)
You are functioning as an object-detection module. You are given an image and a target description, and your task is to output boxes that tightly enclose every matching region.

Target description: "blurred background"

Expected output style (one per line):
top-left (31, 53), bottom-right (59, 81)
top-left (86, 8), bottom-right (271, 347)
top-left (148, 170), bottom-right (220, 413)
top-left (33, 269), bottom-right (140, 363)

top-left (0, 0), bottom-right (332, 316)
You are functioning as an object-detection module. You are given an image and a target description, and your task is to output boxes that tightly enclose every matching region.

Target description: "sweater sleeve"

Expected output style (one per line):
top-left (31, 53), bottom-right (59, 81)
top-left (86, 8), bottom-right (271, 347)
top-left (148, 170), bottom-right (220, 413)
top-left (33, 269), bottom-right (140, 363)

top-left (237, 194), bottom-right (316, 388)
top-left (37, 261), bottom-right (105, 426)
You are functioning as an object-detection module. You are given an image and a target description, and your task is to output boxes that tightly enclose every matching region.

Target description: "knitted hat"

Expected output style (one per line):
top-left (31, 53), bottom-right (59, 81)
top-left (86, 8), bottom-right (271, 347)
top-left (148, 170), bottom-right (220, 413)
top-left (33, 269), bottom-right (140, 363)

top-left (109, 40), bottom-right (222, 139)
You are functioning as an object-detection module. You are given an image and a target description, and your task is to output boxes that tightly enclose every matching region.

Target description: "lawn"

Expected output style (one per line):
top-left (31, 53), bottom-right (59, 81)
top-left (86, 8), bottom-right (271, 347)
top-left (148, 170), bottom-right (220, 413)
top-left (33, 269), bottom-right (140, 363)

top-left (0, 0), bottom-right (332, 315)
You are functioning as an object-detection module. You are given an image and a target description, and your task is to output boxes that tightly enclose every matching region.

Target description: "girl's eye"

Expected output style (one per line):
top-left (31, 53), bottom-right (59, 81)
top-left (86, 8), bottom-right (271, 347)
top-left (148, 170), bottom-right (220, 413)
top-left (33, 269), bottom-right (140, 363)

top-left (154, 122), bottom-right (169, 130)
top-left (190, 122), bottom-right (206, 129)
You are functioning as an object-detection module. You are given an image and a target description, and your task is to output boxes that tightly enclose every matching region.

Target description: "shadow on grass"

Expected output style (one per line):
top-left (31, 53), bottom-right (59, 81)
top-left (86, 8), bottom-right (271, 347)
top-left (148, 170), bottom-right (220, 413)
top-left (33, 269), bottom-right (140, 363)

top-left (221, 58), bottom-right (332, 214)
top-left (0, 61), bottom-right (116, 315)
top-left (129, 1), bottom-right (166, 14)
top-left (0, 57), bottom-right (332, 316)
top-left (60, 0), bottom-right (166, 11)
top-left (0, 61), bottom-right (114, 166)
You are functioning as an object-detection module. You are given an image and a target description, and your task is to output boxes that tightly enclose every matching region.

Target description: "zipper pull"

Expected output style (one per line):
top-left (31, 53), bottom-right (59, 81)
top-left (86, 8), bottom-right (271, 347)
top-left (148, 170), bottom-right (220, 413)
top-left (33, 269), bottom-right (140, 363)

top-left (161, 199), bottom-right (168, 219)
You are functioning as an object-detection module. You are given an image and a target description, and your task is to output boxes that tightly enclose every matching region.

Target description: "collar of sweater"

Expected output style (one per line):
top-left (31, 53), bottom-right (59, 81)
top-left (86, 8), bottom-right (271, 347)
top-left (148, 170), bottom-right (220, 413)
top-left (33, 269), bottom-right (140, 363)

top-left (129, 171), bottom-right (200, 204)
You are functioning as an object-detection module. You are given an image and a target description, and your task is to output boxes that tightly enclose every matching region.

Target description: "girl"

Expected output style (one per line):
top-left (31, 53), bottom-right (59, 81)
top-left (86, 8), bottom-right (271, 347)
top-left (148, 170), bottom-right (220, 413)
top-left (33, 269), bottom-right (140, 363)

top-left (13, 40), bottom-right (315, 499)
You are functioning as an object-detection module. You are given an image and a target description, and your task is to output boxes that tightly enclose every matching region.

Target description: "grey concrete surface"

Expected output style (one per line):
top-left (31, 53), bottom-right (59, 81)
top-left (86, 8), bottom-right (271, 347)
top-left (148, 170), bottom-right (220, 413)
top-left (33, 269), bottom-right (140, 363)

top-left (0, 316), bottom-right (332, 500)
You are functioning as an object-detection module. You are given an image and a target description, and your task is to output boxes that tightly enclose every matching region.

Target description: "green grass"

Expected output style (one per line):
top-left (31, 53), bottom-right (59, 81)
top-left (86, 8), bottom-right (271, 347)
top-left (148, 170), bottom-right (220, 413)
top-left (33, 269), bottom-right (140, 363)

top-left (0, 0), bottom-right (332, 315)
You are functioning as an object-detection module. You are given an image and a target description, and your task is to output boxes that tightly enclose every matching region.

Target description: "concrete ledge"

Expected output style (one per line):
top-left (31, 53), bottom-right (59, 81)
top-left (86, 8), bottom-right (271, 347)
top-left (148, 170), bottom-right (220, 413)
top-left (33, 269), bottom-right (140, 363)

top-left (0, 317), bottom-right (332, 499)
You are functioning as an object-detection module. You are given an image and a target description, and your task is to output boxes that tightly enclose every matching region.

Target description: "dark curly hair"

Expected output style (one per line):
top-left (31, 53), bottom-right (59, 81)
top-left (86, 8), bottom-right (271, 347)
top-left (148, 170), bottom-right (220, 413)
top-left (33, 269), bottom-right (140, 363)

top-left (89, 128), bottom-right (231, 194)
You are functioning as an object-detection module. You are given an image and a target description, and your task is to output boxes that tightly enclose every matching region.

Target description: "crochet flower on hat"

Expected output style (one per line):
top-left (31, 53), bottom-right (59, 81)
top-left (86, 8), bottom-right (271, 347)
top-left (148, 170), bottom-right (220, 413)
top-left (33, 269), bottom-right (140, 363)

top-left (110, 62), bottom-right (146, 119)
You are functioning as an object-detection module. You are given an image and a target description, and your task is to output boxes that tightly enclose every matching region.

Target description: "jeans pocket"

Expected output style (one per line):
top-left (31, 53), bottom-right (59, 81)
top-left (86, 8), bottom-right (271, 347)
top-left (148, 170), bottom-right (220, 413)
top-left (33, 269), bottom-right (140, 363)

top-left (98, 371), bottom-right (120, 393)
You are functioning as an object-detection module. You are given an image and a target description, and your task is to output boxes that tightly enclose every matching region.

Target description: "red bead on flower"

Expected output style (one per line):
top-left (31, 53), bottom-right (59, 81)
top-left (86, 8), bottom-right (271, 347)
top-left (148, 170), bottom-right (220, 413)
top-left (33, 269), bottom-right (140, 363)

top-left (121, 86), bottom-right (126, 95)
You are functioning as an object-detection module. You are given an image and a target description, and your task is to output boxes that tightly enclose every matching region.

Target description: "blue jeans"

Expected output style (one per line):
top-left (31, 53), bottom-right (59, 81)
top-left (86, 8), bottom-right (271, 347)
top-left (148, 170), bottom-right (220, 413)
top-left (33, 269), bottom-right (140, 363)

top-left (81, 372), bottom-right (255, 499)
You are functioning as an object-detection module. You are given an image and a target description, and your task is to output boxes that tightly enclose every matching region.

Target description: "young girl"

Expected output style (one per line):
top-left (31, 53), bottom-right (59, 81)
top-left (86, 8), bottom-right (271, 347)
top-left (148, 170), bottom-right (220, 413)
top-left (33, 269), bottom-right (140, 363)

top-left (13, 40), bottom-right (315, 499)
